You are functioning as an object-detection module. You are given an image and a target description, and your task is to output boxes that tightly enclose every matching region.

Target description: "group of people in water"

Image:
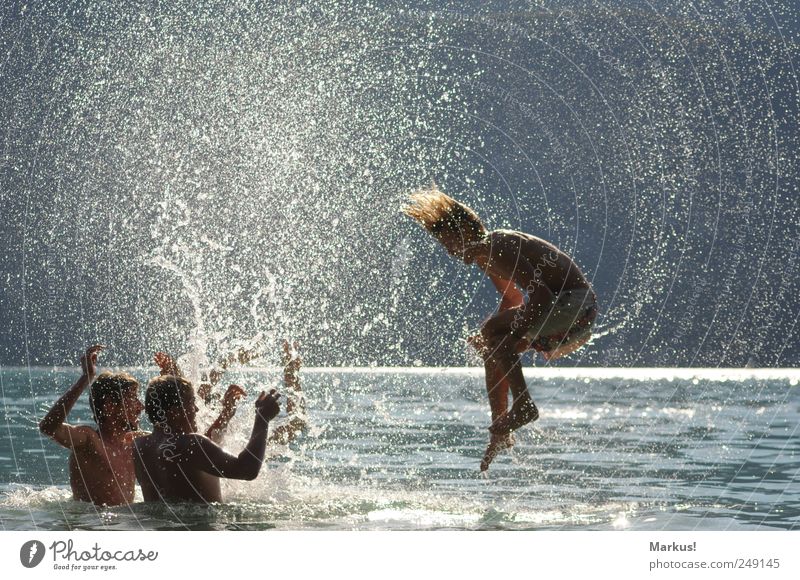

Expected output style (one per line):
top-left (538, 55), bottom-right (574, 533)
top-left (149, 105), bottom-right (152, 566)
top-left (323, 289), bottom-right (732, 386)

top-left (39, 341), bottom-right (305, 506)
top-left (40, 185), bottom-right (598, 506)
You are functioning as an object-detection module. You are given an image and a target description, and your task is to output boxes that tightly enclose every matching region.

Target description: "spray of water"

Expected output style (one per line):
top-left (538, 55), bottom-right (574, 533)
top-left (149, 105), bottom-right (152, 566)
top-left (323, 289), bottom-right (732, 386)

top-left (1, 1), bottom-right (796, 368)
top-left (1, 0), bottom-right (799, 530)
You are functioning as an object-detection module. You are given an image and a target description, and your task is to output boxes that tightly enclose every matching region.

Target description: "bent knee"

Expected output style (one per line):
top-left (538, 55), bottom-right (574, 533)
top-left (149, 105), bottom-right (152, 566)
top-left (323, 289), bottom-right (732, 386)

top-left (484, 339), bottom-right (520, 363)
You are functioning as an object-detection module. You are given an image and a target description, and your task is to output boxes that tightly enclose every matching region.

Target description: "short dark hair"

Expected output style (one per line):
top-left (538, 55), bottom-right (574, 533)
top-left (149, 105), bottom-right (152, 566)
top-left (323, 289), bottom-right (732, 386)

top-left (89, 372), bottom-right (139, 422)
top-left (145, 375), bottom-right (194, 426)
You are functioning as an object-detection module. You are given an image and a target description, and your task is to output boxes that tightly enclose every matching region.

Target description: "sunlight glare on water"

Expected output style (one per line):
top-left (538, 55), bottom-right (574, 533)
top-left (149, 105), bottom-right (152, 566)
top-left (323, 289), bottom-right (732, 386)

top-left (1, 367), bottom-right (798, 530)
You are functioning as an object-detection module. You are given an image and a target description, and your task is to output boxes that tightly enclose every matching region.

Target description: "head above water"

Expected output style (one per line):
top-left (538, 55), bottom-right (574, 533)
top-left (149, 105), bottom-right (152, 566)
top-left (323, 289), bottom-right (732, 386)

top-left (403, 185), bottom-right (488, 262)
top-left (145, 375), bottom-right (198, 433)
top-left (89, 372), bottom-right (143, 431)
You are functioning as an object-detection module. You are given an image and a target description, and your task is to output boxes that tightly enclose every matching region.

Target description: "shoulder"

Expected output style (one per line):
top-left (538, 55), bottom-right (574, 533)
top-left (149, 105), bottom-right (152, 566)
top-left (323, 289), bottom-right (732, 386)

top-left (173, 432), bottom-right (218, 453)
top-left (63, 425), bottom-right (103, 454)
top-left (73, 425), bottom-right (102, 445)
top-left (502, 231), bottom-right (568, 261)
top-left (492, 228), bottom-right (551, 244)
top-left (490, 229), bottom-right (549, 250)
top-left (164, 433), bottom-right (227, 467)
top-left (487, 230), bottom-right (522, 252)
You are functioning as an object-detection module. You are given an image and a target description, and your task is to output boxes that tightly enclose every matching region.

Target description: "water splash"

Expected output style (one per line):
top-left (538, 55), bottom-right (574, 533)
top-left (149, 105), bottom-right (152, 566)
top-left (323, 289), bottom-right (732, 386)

top-left (1, 1), bottom-right (797, 367)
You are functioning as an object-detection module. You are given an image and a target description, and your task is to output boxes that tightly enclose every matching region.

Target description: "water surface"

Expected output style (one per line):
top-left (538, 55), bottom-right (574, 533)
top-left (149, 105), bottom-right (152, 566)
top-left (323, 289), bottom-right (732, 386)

top-left (1, 367), bottom-right (797, 530)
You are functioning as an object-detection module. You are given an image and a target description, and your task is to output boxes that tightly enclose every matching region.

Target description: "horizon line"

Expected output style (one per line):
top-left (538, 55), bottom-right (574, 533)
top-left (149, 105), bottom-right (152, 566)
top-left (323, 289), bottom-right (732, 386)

top-left (2, 365), bottom-right (799, 381)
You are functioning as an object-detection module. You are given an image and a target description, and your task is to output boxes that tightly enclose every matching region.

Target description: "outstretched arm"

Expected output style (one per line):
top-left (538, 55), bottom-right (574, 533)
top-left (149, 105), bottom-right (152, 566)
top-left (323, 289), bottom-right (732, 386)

top-left (39, 345), bottom-right (104, 450)
top-left (178, 390), bottom-right (281, 480)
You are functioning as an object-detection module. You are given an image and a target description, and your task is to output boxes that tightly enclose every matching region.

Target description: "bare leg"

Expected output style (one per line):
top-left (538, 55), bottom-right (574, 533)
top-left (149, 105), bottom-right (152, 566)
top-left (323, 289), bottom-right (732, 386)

top-left (479, 288), bottom-right (555, 435)
top-left (485, 355), bottom-right (509, 423)
top-left (486, 338), bottom-right (538, 435)
top-left (477, 345), bottom-right (518, 471)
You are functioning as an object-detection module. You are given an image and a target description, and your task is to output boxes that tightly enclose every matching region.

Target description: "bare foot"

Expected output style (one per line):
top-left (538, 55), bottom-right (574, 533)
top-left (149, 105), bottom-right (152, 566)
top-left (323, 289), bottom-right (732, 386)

top-left (480, 432), bottom-right (516, 471)
top-left (489, 399), bottom-right (539, 435)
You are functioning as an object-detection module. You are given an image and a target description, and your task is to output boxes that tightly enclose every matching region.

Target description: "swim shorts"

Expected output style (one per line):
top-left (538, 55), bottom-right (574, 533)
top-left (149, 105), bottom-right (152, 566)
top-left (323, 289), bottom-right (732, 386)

top-left (524, 288), bottom-right (598, 354)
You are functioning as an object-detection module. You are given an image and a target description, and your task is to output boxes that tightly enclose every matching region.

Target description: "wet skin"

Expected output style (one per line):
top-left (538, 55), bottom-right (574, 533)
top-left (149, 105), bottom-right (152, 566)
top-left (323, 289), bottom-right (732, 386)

top-left (39, 345), bottom-right (146, 506)
top-left (134, 388), bottom-right (280, 504)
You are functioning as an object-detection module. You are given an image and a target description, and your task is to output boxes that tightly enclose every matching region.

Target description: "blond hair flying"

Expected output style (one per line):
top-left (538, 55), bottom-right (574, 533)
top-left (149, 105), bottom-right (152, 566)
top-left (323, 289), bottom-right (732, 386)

top-left (403, 184), bottom-right (487, 241)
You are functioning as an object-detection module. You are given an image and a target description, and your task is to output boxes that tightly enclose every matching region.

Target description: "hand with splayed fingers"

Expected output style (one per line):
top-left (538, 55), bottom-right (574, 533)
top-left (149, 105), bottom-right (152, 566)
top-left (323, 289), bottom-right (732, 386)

top-left (254, 389), bottom-right (281, 423)
top-left (235, 343), bottom-right (263, 365)
top-left (80, 345), bottom-right (105, 380)
top-left (207, 342), bottom-right (263, 386)
top-left (154, 351), bottom-right (182, 377)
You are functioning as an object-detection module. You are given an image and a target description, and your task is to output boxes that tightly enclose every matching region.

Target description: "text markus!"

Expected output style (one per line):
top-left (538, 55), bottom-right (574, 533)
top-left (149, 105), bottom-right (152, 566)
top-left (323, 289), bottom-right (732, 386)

top-left (650, 541), bottom-right (697, 552)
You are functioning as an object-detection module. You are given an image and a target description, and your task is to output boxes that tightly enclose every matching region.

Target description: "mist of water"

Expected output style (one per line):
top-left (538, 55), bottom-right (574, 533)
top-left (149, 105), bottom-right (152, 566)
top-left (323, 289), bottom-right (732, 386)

top-left (1, 0), bottom-right (797, 368)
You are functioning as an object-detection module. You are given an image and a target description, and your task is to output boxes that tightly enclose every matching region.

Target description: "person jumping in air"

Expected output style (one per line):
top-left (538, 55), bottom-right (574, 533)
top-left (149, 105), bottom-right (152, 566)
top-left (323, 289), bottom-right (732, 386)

top-left (404, 185), bottom-right (598, 471)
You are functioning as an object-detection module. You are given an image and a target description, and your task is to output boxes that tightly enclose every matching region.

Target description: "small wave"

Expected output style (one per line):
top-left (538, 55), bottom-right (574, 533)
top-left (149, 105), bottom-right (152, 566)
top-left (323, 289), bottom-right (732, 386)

top-left (0, 484), bottom-right (72, 508)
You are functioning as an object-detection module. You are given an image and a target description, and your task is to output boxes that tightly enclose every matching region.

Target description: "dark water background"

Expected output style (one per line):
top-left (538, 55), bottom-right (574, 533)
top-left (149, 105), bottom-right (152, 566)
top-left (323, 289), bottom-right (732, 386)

top-left (1, 0), bottom-right (798, 368)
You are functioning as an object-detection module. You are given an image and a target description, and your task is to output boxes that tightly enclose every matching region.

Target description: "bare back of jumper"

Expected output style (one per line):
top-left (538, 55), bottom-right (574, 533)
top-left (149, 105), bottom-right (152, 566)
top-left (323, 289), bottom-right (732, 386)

top-left (487, 230), bottom-right (592, 295)
top-left (68, 432), bottom-right (136, 505)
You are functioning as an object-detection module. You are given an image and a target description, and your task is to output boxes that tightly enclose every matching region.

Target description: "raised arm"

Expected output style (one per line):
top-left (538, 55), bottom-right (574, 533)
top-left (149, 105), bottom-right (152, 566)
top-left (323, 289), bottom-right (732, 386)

top-left (154, 351), bottom-right (183, 377)
top-left (39, 345), bottom-right (104, 450)
top-left (205, 384), bottom-right (246, 443)
top-left (196, 340), bottom-right (264, 404)
top-left (268, 340), bottom-right (307, 444)
top-left (179, 390), bottom-right (280, 480)
top-left (207, 339), bottom-right (264, 387)
top-left (280, 340), bottom-right (301, 397)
